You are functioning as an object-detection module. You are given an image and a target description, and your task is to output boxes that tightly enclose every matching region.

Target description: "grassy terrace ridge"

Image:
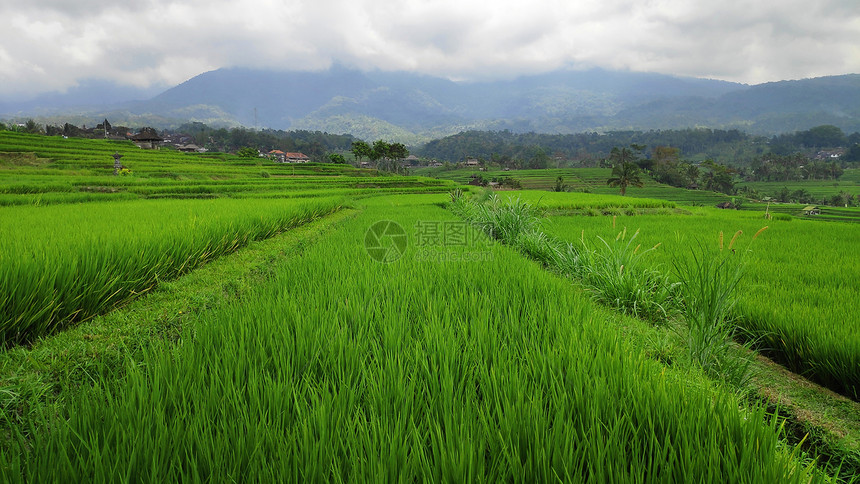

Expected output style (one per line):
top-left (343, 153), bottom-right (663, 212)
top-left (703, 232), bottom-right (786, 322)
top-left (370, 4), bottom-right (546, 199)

top-left (0, 131), bottom-right (456, 206)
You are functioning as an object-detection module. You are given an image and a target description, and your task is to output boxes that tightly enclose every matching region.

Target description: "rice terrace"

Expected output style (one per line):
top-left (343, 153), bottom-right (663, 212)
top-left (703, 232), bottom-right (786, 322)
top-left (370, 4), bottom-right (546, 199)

top-left (1, 126), bottom-right (859, 482)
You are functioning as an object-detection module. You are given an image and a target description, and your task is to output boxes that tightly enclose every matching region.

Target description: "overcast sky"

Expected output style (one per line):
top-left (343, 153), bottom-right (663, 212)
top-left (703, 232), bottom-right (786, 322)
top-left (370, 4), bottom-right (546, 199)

top-left (1, 0), bottom-right (858, 101)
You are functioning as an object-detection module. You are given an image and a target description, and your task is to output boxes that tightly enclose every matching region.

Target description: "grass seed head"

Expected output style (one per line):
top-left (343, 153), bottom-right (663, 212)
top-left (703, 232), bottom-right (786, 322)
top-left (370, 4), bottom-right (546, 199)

top-left (728, 230), bottom-right (742, 251)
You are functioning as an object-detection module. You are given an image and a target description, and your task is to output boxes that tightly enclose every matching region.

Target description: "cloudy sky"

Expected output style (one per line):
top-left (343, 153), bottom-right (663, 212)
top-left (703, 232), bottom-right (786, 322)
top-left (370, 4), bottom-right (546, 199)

top-left (1, 0), bottom-right (858, 101)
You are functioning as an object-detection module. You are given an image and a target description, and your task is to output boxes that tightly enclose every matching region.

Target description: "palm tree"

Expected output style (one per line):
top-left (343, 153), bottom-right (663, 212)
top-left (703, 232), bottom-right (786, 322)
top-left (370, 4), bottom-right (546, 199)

top-left (607, 161), bottom-right (643, 196)
top-left (608, 146), bottom-right (638, 166)
top-left (682, 163), bottom-right (700, 188)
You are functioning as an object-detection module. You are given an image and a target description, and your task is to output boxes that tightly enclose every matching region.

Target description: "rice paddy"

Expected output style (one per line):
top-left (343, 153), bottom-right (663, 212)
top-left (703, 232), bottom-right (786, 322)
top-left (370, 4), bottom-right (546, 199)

top-left (540, 204), bottom-right (860, 400)
top-left (0, 132), bottom-right (857, 481)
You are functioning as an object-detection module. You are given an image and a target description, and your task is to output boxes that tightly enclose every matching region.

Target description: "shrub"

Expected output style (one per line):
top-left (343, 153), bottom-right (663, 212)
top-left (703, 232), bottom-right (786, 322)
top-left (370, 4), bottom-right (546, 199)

top-left (672, 229), bottom-right (767, 387)
top-left (570, 228), bottom-right (679, 323)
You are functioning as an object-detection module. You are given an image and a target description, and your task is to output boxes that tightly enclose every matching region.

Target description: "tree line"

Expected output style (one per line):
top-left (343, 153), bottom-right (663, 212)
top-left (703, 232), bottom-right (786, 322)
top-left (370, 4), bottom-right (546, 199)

top-left (174, 123), bottom-right (356, 161)
top-left (415, 126), bottom-right (860, 168)
top-left (350, 140), bottom-right (410, 174)
top-left (606, 144), bottom-right (855, 206)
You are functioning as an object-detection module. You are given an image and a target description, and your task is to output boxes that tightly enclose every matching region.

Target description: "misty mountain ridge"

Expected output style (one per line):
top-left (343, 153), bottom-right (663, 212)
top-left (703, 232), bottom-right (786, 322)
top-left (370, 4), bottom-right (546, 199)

top-left (3, 67), bottom-right (859, 143)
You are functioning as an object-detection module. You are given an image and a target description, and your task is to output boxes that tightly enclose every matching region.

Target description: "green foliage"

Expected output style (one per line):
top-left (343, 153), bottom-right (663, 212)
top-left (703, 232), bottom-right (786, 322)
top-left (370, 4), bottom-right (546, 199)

top-left (492, 176), bottom-right (522, 189)
top-left (0, 132), bottom-right (852, 480)
top-left (750, 153), bottom-right (843, 182)
top-left (457, 194), bottom-right (541, 246)
top-left (672, 239), bottom-right (754, 387)
top-left (417, 128), bottom-right (763, 167)
top-left (23, 119), bottom-right (43, 135)
top-left (3, 200), bottom-right (826, 481)
top-left (351, 140), bottom-right (372, 164)
top-left (236, 146), bottom-right (258, 158)
top-left (452, 196), bottom-right (679, 322)
top-left (544, 211), bottom-right (860, 400)
top-left (607, 161), bottom-right (644, 196)
top-left (0, 198), bottom-right (344, 345)
top-left (557, 227), bottom-right (679, 322)
top-left (328, 153), bottom-right (346, 164)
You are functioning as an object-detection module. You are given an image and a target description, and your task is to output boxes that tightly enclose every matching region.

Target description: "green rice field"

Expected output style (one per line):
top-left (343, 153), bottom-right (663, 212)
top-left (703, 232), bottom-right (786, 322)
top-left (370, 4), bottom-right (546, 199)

top-left (540, 206), bottom-right (860, 399)
top-left (0, 132), bottom-right (857, 481)
top-left (417, 166), bottom-right (734, 205)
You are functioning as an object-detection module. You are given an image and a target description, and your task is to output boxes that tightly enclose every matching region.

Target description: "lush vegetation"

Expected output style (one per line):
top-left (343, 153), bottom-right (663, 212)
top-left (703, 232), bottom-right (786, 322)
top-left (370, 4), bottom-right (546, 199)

top-left (415, 125), bottom-right (860, 167)
top-left (0, 197), bottom-right (343, 345)
top-left (0, 132), bottom-right (454, 344)
top-left (541, 207), bottom-right (860, 400)
top-left (0, 131), bottom-right (453, 207)
top-left (2, 195), bottom-right (831, 481)
top-left (1, 132), bottom-right (857, 480)
top-left (416, 128), bottom-right (766, 166)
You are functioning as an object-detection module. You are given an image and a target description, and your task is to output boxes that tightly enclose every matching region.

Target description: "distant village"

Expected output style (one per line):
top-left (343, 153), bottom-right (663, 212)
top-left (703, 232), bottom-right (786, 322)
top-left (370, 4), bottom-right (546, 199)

top-left (31, 119), bottom-right (445, 168)
top-left (44, 119), bottom-right (325, 164)
top-left (52, 119), bottom-right (209, 153)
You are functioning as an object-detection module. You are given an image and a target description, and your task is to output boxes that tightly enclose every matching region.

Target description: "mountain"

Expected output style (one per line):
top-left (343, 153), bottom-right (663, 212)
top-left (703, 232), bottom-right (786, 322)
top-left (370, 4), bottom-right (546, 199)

top-left (614, 74), bottom-right (860, 133)
top-left (3, 67), bottom-right (859, 142)
top-left (125, 66), bottom-right (753, 141)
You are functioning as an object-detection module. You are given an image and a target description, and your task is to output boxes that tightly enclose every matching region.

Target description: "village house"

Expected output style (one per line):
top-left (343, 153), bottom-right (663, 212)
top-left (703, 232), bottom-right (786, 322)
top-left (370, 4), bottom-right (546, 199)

top-left (815, 150), bottom-right (844, 160)
top-left (131, 128), bottom-right (164, 149)
top-left (176, 144), bottom-right (205, 153)
top-left (268, 150), bottom-right (286, 162)
top-left (284, 152), bottom-right (310, 163)
top-left (464, 158), bottom-right (480, 167)
top-left (268, 151), bottom-right (309, 163)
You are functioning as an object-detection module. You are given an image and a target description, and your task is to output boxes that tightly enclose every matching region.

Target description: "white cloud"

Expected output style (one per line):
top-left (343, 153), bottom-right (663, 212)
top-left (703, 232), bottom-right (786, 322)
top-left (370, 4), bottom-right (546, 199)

top-left (0, 0), bottom-right (858, 100)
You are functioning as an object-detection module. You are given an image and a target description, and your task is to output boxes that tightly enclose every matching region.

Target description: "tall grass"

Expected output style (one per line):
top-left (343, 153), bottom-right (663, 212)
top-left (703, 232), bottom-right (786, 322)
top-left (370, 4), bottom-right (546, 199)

top-left (544, 210), bottom-right (860, 400)
top-left (451, 195), bottom-right (767, 388)
top-left (1, 196), bottom-right (827, 481)
top-left (562, 227), bottom-right (679, 322)
top-left (672, 232), bottom-right (762, 386)
top-left (0, 197), bottom-right (344, 345)
top-left (453, 194), bottom-right (679, 322)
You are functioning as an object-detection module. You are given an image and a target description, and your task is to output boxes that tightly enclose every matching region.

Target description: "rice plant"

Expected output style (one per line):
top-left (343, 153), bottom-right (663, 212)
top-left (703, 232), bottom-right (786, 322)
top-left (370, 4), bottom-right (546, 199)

top-left (1, 198), bottom-right (828, 482)
top-left (452, 194), bottom-right (679, 322)
top-left (0, 197), bottom-right (345, 345)
top-left (544, 210), bottom-right (860, 400)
